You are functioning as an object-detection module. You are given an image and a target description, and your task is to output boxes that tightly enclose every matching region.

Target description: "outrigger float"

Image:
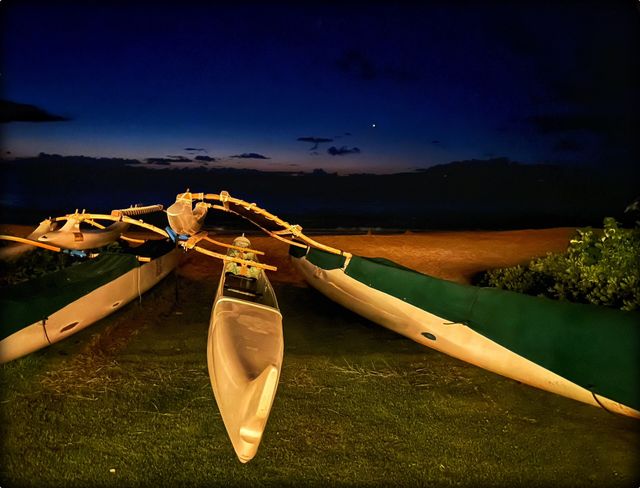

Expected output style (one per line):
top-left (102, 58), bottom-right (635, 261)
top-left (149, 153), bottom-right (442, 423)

top-left (171, 190), bottom-right (640, 421)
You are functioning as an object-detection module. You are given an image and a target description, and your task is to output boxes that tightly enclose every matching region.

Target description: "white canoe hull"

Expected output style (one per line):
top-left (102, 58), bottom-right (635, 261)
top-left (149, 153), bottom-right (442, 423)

top-left (207, 269), bottom-right (283, 463)
top-left (292, 255), bottom-right (640, 418)
top-left (0, 248), bottom-right (180, 363)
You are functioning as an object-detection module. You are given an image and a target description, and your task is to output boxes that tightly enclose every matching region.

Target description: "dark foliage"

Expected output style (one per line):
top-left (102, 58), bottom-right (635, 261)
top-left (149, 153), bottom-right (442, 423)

top-left (476, 218), bottom-right (640, 311)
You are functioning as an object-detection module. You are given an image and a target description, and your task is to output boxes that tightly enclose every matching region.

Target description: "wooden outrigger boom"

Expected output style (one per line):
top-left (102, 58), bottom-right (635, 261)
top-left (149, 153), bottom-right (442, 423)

top-left (0, 235), bottom-right (62, 253)
top-left (180, 232), bottom-right (276, 271)
top-left (176, 190), bottom-right (350, 258)
top-left (48, 208), bottom-right (276, 270)
top-left (203, 236), bottom-right (265, 255)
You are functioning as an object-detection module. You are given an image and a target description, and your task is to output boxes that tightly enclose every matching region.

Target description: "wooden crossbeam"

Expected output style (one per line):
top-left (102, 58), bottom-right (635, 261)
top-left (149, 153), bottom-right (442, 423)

top-left (0, 235), bottom-right (61, 252)
top-left (182, 243), bottom-right (277, 272)
top-left (203, 236), bottom-right (265, 255)
top-left (184, 231), bottom-right (209, 249)
top-left (120, 236), bottom-right (147, 244)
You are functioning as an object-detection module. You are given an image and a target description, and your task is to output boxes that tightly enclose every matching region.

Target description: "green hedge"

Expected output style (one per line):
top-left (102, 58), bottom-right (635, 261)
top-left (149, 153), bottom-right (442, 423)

top-left (476, 218), bottom-right (640, 311)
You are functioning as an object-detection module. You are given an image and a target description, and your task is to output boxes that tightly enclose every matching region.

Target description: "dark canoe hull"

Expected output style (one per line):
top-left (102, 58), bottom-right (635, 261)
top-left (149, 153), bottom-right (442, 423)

top-left (0, 241), bottom-right (180, 363)
top-left (290, 245), bottom-right (640, 418)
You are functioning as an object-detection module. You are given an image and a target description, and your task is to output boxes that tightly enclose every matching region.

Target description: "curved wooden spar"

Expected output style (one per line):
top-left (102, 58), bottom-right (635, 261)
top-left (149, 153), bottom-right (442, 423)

top-left (0, 235), bottom-right (61, 252)
top-left (177, 191), bottom-right (349, 257)
top-left (207, 204), bottom-right (308, 250)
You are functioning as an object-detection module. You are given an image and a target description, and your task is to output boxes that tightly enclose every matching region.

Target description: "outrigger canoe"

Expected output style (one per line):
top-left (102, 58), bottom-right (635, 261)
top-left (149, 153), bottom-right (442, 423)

top-left (171, 190), bottom-right (640, 419)
top-left (289, 245), bottom-right (640, 418)
top-left (0, 239), bottom-right (179, 364)
top-left (207, 236), bottom-right (283, 463)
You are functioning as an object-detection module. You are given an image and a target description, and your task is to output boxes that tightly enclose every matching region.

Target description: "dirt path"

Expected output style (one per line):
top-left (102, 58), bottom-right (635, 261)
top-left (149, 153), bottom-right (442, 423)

top-left (178, 227), bottom-right (574, 285)
top-left (1, 224), bottom-right (574, 285)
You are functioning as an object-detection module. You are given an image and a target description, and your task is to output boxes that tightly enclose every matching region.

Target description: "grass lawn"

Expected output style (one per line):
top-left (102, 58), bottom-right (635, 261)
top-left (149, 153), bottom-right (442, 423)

top-left (1, 264), bottom-right (639, 487)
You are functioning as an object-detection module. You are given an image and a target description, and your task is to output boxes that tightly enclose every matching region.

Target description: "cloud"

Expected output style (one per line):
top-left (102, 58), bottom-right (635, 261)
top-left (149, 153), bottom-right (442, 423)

top-left (336, 50), bottom-right (377, 80)
top-left (527, 114), bottom-right (606, 134)
top-left (0, 99), bottom-right (70, 123)
top-left (195, 155), bottom-right (216, 162)
top-left (184, 147), bottom-right (207, 152)
top-left (31, 153), bottom-right (141, 166)
top-left (335, 49), bottom-right (419, 83)
top-left (553, 138), bottom-right (584, 153)
top-left (297, 136), bottom-right (333, 151)
top-left (327, 146), bottom-right (361, 156)
top-left (145, 156), bottom-right (192, 164)
top-left (230, 152), bottom-right (270, 160)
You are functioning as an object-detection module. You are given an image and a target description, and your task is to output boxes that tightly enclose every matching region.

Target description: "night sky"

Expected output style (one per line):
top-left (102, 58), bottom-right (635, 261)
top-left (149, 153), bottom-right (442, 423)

top-left (1, 1), bottom-right (639, 174)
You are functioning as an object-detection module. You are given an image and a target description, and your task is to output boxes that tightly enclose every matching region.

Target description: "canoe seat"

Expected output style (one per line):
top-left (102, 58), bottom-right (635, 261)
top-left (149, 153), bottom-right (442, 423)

top-left (223, 272), bottom-right (261, 301)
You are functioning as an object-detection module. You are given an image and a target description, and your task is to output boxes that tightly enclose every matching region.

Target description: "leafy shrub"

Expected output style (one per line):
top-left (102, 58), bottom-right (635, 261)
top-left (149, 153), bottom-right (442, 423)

top-left (476, 217), bottom-right (640, 311)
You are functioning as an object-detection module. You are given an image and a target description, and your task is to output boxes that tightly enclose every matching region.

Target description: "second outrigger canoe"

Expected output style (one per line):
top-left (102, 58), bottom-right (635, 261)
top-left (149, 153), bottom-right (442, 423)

top-left (169, 190), bottom-right (640, 420)
top-left (0, 239), bottom-right (180, 363)
top-left (289, 245), bottom-right (640, 418)
top-left (207, 236), bottom-right (283, 463)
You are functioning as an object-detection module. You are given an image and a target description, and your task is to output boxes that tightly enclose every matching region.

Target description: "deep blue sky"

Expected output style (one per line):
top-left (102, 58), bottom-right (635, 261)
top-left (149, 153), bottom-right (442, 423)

top-left (2, 1), bottom-right (639, 174)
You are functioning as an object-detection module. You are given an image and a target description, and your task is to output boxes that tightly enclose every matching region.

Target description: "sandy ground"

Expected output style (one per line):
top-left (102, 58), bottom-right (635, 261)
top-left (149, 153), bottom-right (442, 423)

top-left (0, 224), bottom-right (574, 284)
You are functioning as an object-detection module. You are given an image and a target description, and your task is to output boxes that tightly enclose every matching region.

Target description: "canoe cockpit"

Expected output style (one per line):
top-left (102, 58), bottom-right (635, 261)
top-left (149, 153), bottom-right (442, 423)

top-left (222, 272), bottom-right (277, 308)
top-left (219, 235), bottom-right (278, 309)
